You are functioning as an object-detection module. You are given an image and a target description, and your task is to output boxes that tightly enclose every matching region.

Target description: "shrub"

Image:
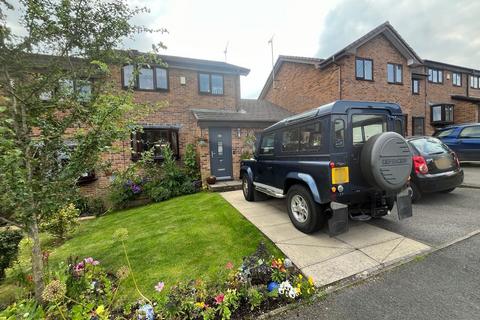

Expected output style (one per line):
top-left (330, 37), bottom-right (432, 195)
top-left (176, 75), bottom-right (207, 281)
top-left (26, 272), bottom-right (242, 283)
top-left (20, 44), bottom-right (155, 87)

top-left (109, 166), bottom-right (146, 209)
top-left (75, 196), bottom-right (107, 217)
top-left (0, 229), bottom-right (23, 279)
top-left (184, 143), bottom-right (200, 180)
top-left (41, 203), bottom-right (79, 240)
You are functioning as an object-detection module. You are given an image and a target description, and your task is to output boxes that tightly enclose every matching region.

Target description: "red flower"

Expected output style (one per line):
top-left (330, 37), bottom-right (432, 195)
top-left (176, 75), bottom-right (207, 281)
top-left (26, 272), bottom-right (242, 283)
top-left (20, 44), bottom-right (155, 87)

top-left (214, 293), bottom-right (225, 305)
top-left (26, 275), bottom-right (33, 283)
top-left (225, 261), bottom-right (234, 270)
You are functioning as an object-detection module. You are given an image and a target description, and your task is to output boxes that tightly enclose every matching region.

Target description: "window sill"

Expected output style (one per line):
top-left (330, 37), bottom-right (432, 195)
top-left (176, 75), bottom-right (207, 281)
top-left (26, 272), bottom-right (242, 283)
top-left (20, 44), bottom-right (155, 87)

top-left (122, 87), bottom-right (169, 92)
top-left (355, 78), bottom-right (374, 82)
top-left (431, 121), bottom-right (454, 126)
top-left (388, 82), bottom-right (403, 85)
top-left (198, 92), bottom-right (224, 96)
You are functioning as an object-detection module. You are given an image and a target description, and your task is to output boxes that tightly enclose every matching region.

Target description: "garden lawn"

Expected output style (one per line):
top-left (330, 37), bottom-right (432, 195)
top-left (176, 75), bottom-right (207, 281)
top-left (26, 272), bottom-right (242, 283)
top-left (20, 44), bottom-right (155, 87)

top-left (50, 192), bottom-right (281, 301)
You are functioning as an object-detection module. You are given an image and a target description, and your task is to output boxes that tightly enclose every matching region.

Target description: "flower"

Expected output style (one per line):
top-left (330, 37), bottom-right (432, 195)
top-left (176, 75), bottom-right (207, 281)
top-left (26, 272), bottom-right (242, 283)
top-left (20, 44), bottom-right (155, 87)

top-left (113, 228), bottom-right (129, 242)
top-left (284, 258), bottom-right (293, 268)
top-left (308, 276), bottom-right (314, 286)
top-left (138, 304), bottom-right (155, 320)
top-left (42, 280), bottom-right (66, 302)
top-left (214, 293), bottom-right (225, 305)
top-left (278, 280), bottom-right (298, 299)
top-left (26, 275), bottom-right (33, 283)
top-left (131, 184), bottom-right (142, 194)
top-left (116, 266), bottom-right (130, 280)
top-left (195, 302), bottom-right (206, 309)
top-left (74, 261), bottom-right (85, 273)
top-left (84, 257), bottom-right (94, 264)
top-left (225, 261), bottom-right (234, 270)
top-left (42, 251), bottom-right (50, 263)
top-left (154, 281), bottom-right (165, 293)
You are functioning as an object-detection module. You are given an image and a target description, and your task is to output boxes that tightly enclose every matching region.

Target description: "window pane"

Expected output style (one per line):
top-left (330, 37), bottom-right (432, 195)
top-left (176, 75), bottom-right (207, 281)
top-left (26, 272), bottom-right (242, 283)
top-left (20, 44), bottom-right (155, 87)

top-left (211, 74), bottom-right (223, 95)
top-left (356, 59), bottom-right (364, 78)
top-left (155, 68), bottom-right (168, 89)
top-left (413, 79), bottom-right (419, 93)
top-left (59, 79), bottom-right (74, 96)
top-left (352, 114), bottom-right (387, 144)
top-left (142, 129), bottom-right (169, 158)
top-left (432, 106), bottom-right (442, 122)
top-left (428, 69), bottom-right (433, 81)
top-left (77, 80), bottom-right (92, 102)
top-left (445, 106), bottom-right (453, 122)
top-left (299, 122), bottom-right (323, 151)
top-left (138, 68), bottom-right (154, 90)
top-left (474, 77), bottom-right (478, 89)
top-left (387, 64), bottom-right (395, 83)
top-left (460, 126), bottom-right (480, 138)
top-left (438, 70), bottom-right (443, 82)
top-left (395, 65), bottom-right (402, 83)
top-left (334, 119), bottom-right (345, 148)
top-left (410, 138), bottom-right (450, 155)
top-left (413, 118), bottom-right (424, 135)
top-left (122, 65), bottom-right (134, 87)
top-left (364, 60), bottom-right (372, 80)
top-left (281, 129), bottom-right (299, 152)
top-left (199, 73), bottom-right (210, 93)
top-left (170, 130), bottom-right (178, 156)
top-left (260, 133), bottom-right (275, 155)
top-left (432, 70), bottom-right (438, 83)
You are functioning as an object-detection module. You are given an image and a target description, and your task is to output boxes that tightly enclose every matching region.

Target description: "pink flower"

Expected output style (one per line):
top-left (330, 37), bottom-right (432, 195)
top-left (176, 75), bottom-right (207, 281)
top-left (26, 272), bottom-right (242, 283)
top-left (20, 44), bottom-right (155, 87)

top-left (84, 257), bottom-right (94, 264)
top-left (92, 260), bottom-right (100, 266)
top-left (154, 281), bottom-right (165, 292)
top-left (74, 261), bottom-right (85, 273)
top-left (225, 262), bottom-right (234, 270)
top-left (214, 293), bottom-right (224, 305)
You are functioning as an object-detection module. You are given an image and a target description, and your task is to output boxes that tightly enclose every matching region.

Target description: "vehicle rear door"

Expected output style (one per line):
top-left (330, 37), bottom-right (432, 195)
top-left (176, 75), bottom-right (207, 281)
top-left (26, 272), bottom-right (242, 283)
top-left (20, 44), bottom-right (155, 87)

top-left (457, 125), bottom-right (480, 161)
top-left (254, 132), bottom-right (277, 186)
top-left (409, 137), bottom-right (458, 173)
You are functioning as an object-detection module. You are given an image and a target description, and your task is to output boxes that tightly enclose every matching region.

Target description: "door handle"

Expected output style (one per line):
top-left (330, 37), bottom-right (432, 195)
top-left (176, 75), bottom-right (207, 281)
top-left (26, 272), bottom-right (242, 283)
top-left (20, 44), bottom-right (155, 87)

top-left (267, 166), bottom-right (273, 170)
top-left (211, 151), bottom-right (214, 158)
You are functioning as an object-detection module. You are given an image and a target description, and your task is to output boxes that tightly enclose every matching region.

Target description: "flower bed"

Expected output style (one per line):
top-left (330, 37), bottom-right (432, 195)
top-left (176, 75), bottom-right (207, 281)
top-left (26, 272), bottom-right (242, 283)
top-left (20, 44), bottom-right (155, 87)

top-left (1, 242), bottom-right (316, 319)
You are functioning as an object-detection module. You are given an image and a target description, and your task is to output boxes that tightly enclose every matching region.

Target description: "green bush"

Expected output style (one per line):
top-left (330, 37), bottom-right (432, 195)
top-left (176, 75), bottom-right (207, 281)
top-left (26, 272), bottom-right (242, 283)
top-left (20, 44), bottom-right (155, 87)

top-left (0, 229), bottom-right (23, 279)
top-left (75, 196), bottom-right (106, 216)
top-left (184, 143), bottom-right (200, 180)
top-left (41, 203), bottom-right (79, 240)
top-left (109, 166), bottom-right (146, 209)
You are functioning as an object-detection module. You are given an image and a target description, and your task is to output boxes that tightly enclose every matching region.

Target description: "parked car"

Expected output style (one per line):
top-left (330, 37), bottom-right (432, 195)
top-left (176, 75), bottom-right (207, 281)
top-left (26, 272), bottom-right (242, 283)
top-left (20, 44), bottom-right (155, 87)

top-left (240, 100), bottom-right (413, 236)
top-left (434, 123), bottom-right (480, 161)
top-left (407, 136), bottom-right (464, 202)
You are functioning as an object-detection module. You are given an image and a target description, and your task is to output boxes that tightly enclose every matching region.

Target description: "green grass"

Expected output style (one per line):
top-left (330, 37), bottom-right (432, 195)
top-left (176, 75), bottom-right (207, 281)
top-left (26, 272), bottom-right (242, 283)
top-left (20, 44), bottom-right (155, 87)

top-left (45, 192), bottom-right (280, 301)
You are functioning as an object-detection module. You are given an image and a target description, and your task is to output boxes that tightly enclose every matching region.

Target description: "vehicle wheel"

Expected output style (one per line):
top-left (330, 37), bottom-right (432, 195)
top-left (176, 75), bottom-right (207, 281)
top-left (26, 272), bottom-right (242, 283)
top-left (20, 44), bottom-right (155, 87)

top-left (286, 185), bottom-right (325, 234)
top-left (409, 182), bottom-right (422, 203)
top-left (242, 175), bottom-right (255, 202)
top-left (441, 188), bottom-right (456, 193)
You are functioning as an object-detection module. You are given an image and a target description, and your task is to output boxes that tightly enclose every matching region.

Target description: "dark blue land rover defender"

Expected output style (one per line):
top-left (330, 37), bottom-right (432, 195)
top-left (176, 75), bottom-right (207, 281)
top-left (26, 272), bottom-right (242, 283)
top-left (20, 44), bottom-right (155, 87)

top-left (240, 100), bottom-right (413, 235)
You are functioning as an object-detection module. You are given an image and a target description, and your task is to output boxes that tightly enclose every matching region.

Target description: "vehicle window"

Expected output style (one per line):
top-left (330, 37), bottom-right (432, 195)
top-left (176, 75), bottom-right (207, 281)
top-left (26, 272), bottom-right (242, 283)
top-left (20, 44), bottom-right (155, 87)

top-left (352, 114), bottom-right (387, 144)
top-left (394, 118), bottom-right (403, 136)
top-left (281, 128), bottom-right (300, 152)
top-left (259, 133), bottom-right (275, 155)
top-left (435, 128), bottom-right (454, 138)
top-left (410, 138), bottom-right (450, 155)
top-left (459, 126), bottom-right (480, 138)
top-left (334, 119), bottom-right (345, 148)
top-left (299, 122), bottom-right (323, 151)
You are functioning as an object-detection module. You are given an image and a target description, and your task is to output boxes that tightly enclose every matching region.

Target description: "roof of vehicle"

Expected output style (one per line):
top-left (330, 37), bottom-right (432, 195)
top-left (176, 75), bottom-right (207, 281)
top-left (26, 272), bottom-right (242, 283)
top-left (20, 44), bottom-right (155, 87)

top-left (435, 123), bottom-right (480, 131)
top-left (264, 100), bottom-right (403, 131)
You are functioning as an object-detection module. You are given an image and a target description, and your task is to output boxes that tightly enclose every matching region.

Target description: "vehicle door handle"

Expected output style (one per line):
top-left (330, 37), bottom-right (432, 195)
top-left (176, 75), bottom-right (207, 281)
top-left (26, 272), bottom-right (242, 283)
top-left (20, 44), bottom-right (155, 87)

top-left (266, 166), bottom-right (273, 170)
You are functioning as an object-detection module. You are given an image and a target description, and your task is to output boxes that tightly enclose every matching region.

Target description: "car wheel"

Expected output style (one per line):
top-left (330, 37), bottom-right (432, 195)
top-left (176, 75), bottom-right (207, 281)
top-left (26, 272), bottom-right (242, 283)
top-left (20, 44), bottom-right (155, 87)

top-left (242, 176), bottom-right (255, 202)
top-left (441, 188), bottom-right (456, 193)
top-left (286, 185), bottom-right (325, 234)
top-left (409, 182), bottom-right (422, 203)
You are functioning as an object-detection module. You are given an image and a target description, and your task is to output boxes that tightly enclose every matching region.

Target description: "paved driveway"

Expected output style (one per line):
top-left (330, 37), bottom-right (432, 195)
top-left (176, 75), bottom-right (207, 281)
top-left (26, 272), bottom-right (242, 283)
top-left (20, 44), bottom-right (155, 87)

top-left (461, 162), bottom-right (480, 188)
top-left (221, 191), bottom-right (430, 287)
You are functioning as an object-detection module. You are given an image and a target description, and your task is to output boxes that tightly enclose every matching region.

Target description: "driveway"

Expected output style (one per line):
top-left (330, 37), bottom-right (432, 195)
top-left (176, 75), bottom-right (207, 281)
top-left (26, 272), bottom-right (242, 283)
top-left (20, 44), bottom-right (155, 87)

top-left (461, 162), bottom-right (480, 188)
top-left (221, 191), bottom-right (430, 288)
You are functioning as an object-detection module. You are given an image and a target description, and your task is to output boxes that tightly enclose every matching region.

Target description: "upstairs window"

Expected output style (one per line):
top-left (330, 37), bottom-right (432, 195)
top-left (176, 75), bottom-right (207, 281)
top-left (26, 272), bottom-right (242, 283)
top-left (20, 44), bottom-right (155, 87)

top-left (122, 64), bottom-right (169, 91)
top-left (428, 68), bottom-right (443, 84)
top-left (131, 128), bottom-right (179, 161)
top-left (387, 63), bottom-right (403, 84)
top-left (198, 73), bottom-right (224, 95)
top-left (470, 75), bottom-right (480, 89)
top-left (431, 104), bottom-right (454, 125)
top-left (452, 72), bottom-right (462, 86)
top-left (355, 58), bottom-right (373, 81)
top-left (412, 79), bottom-right (420, 94)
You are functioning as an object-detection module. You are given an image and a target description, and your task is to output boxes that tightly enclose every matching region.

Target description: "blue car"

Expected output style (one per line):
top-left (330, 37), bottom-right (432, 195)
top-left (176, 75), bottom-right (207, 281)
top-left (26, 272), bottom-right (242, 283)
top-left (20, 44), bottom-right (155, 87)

top-left (434, 124), bottom-right (480, 161)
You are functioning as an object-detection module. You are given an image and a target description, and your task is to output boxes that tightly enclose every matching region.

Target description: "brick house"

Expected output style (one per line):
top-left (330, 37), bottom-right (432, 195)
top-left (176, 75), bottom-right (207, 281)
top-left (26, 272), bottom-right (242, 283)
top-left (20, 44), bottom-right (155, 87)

top-left (82, 54), bottom-right (291, 196)
top-left (259, 22), bottom-right (480, 136)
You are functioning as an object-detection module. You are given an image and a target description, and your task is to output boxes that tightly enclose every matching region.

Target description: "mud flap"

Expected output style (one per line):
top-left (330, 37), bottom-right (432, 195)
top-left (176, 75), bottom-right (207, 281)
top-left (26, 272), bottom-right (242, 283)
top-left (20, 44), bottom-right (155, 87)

top-left (328, 202), bottom-right (349, 236)
top-left (396, 187), bottom-right (413, 220)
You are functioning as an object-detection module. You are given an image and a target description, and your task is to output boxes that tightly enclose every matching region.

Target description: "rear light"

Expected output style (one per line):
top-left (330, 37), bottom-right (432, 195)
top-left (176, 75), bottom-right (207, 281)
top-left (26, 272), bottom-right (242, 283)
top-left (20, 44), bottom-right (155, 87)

top-left (413, 155), bottom-right (428, 174)
top-left (329, 161), bottom-right (335, 168)
top-left (453, 152), bottom-right (460, 168)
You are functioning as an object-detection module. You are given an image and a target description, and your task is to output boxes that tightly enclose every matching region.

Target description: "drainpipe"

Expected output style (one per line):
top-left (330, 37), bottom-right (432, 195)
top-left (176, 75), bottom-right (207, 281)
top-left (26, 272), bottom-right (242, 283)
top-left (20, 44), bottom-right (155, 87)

top-left (332, 56), bottom-right (342, 100)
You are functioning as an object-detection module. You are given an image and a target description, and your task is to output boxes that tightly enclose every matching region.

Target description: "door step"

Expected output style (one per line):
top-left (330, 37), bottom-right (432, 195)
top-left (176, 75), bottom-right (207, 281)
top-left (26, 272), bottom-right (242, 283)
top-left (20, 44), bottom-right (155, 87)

top-left (208, 180), bottom-right (242, 192)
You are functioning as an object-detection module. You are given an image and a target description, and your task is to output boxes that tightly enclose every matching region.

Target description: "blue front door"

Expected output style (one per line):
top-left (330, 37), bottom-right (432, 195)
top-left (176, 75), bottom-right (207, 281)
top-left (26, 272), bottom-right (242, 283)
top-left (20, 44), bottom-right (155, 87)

top-left (209, 127), bottom-right (233, 180)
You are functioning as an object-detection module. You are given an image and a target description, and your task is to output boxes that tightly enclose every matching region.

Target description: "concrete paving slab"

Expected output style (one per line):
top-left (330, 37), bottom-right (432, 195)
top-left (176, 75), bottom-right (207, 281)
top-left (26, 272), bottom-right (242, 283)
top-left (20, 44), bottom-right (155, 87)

top-left (302, 250), bottom-right (379, 286)
top-left (276, 243), bottom-right (354, 268)
top-left (220, 190), bottom-right (432, 288)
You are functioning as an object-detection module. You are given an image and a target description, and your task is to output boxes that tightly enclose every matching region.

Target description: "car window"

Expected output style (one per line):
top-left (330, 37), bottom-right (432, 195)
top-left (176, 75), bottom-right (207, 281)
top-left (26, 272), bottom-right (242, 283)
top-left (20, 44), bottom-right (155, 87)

top-left (459, 126), bottom-right (480, 138)
top-left (259, 133), bottom-right (275, 155)
top-left (435, 128), bottom-right (454, 138)
top-left (281, 128), bottom-right (300, 152)
top-left (299, 122), bottom-right (323, 151)
top-left (334, 119), bottom-right (345, 148)
top-left (352, 114), bottom-right (387, 144)
top-left (410, 137), bottom-right (450, 155)
top-left (394, 118), bottom-right (403, 136)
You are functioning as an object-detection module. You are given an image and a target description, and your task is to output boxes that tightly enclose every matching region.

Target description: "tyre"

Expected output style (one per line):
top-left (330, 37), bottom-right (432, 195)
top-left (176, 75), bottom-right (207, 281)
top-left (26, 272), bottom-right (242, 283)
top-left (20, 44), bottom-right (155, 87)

top-left (360, 132), bottom-right (412, 192)
top-left (286, 184), bottom-right (325, 234)
top-left (410, 182), bottom-right (422, 203)
top-left (441, 188), bottom-right (456, 193)
top-left (242, 175), bottom-right (255, 201)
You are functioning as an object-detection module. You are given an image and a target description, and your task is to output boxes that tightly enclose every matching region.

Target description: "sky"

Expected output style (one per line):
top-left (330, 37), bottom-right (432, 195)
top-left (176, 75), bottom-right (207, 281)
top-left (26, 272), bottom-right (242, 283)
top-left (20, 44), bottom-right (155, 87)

top-left (4, 0), bottom-right (480, 98)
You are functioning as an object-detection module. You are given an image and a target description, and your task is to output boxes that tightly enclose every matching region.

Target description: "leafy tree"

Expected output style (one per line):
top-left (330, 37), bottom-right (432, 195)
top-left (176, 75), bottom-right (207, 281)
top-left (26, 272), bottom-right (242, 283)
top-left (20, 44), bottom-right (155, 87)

top-left (0, 0), bottom-right (164, 302)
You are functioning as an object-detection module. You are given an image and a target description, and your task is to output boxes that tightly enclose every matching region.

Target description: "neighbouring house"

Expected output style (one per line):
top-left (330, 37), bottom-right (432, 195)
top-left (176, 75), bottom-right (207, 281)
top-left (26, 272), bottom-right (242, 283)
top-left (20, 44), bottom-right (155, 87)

top-left (259, 21), bottom-right (480, 136)
top-left (80, 53), bottom-right (292, 196)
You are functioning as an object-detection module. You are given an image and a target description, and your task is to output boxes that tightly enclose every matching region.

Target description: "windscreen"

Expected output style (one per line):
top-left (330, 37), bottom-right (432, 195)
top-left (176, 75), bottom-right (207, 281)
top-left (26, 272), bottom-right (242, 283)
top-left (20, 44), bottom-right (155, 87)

top-left (410, 137), bottom-right (450, 155)
top-left (352, 114), bottom-right (387, 144)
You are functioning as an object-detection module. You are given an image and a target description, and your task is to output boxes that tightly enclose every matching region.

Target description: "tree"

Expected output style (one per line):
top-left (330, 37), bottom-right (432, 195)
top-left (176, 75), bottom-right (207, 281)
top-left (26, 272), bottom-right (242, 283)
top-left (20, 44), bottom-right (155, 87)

top-left (0, 0), bottom-right (164, 302)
